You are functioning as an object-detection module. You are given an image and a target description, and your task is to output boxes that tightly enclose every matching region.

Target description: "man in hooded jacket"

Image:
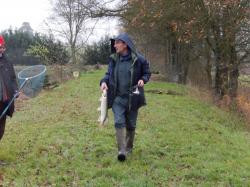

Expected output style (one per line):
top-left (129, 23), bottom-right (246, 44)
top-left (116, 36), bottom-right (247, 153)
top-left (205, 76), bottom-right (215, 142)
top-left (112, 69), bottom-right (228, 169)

top-left (0, 35), bottom-right (18, 140)
top-left (100, 33), bottom-right (151, 161)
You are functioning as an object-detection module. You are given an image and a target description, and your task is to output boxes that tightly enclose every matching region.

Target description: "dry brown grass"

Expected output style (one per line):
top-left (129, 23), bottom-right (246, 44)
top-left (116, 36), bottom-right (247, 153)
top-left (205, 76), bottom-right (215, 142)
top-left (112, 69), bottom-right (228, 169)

top-left (150, 73), bottom-right (167, 82)
top-left (237, 85), bottom-right (250, 123)
top-left (217, 95), bottom-right (232, 110)
top-left (187, 83), bottom-right (213, 105)
top-left (187, 82), bottom-right (250, 125)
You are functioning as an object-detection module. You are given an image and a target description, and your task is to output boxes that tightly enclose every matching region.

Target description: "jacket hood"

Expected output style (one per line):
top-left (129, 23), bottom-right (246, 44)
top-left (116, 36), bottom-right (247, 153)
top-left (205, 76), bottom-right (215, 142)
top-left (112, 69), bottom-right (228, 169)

top-left (111, 33), bottom-right (137, 54)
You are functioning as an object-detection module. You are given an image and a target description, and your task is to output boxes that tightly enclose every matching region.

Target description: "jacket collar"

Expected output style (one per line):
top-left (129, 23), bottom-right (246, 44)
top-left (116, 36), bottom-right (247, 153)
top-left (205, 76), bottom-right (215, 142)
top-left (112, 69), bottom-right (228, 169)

top-left (110, 52), bottom-right (138, 66)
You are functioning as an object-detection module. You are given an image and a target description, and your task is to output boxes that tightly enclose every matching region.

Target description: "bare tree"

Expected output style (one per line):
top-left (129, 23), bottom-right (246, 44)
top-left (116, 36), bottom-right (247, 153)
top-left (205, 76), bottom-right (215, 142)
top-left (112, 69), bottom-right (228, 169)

top-left (49, 0), bottom-right (97, 64)
top-left (49, 0), bottom-right (124, 64)
top-left (81, 0), bottom-right (126, 18)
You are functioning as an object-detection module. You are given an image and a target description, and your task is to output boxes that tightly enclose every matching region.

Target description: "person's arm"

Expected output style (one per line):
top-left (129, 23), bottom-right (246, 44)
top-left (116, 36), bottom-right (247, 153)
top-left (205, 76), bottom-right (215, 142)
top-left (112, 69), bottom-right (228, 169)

top-left (100, 58), bottom-right (114, 91)
top-left (138, 57), bottom-right (151, 87)
top-left (8, 61), bottom-right (18, 92)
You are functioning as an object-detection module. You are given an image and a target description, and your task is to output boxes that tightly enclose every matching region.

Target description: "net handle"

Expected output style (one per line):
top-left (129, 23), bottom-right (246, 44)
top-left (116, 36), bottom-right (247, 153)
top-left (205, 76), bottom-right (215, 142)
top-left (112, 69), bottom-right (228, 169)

top-left (0, 78), bottom-right (29, 120)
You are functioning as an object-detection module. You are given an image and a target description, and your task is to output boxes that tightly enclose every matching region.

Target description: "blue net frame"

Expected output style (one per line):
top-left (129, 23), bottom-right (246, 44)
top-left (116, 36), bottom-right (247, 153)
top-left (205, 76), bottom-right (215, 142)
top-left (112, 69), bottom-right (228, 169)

top-left (17, 65), bottom-right (47, 97)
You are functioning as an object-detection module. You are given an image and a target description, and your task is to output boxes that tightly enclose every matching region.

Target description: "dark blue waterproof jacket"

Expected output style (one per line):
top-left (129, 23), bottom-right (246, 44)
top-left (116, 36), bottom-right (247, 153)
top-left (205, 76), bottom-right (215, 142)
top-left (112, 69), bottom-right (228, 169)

top-left (100, 33), bottom-right (151, 111)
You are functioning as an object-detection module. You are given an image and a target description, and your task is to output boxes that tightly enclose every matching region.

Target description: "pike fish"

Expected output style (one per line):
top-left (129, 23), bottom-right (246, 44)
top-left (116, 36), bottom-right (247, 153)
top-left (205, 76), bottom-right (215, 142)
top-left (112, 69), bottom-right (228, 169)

top-left (98, 89), bottom-right (108, 125)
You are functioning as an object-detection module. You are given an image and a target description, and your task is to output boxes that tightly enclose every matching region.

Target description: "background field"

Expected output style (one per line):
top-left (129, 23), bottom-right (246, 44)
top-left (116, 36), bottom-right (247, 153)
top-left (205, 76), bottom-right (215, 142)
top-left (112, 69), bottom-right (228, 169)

top-left (0, 69), bottom-right (250, 186)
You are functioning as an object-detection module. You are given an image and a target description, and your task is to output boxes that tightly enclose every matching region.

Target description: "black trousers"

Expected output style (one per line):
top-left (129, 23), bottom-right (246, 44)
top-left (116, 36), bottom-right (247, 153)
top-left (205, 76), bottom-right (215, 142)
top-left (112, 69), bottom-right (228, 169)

top-left (0, 102), bottom-right (6, 140)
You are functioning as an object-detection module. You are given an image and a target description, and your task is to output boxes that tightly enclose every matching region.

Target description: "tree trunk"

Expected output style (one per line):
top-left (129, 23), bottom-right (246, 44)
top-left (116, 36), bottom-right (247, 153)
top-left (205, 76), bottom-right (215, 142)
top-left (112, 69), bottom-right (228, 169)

top-left (213, 48), bottom-right (239, 101)
top-left (71, 46), bottom-right (77, 64)
top-left (204, 42), bottom-right (212, 89)
top-left (165, 37), bottom-right (190, 84)
top-left (228, 64), bottom-right (239, 98)
top-left (214, 61), bottom-right (228, 100)
top-left (228, 46), bottom-right (239, 98)
top-left (178, 44), bottom-right (190, 84)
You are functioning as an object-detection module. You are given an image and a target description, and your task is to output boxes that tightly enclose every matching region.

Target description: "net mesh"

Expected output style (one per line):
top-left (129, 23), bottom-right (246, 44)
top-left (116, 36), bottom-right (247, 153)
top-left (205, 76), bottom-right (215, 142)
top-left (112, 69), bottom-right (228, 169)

top-left (17, 65), bottom-right (47, 98)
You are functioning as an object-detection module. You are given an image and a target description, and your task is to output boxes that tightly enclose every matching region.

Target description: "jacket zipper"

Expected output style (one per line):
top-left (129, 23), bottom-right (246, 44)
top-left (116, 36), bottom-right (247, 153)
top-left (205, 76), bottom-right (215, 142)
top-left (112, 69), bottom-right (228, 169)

top-left (112, 54), bottom-right (118, 97)
top-left (128, 53), bottom-right (137, 111)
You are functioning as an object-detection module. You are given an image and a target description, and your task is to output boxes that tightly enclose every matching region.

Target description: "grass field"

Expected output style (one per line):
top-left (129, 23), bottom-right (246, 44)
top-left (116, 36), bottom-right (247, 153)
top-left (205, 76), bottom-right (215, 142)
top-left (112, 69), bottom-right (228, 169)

top-left (0, 70), bottom-right (250, 186)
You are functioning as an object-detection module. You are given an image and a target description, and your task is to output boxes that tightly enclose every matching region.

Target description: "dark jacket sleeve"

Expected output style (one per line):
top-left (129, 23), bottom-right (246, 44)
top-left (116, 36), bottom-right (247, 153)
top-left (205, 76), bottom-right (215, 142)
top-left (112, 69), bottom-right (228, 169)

top-left (8, 62), bottom-right (18, 92)
top-left (5, 61), bottom-right (18, 117)
top-left (100, 58), bottom-right (114, 86)
top-left (140, 57), bottom-right (151, 84)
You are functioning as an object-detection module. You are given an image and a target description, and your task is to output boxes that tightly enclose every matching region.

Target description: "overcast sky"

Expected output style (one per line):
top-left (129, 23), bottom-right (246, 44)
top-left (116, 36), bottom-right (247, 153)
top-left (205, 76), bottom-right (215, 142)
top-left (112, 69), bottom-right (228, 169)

top-left (0, 0), bottom-right (51, 32)
top-left (0, 0), bottom-right (119, 43)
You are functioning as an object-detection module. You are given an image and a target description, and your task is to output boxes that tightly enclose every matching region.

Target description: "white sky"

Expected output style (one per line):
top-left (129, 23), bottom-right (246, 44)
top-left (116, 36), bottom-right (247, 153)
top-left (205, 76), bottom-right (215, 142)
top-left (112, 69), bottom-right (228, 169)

top-left (0, 0), bottom-right (51, 32)
top-left (0, 0), bottom-right (119, 43)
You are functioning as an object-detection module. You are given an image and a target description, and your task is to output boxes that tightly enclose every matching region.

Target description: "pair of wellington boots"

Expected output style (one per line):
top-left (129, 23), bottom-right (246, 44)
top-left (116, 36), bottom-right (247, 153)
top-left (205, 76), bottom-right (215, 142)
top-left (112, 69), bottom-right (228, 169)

top-left (115, 128), bottom-right (135, 162)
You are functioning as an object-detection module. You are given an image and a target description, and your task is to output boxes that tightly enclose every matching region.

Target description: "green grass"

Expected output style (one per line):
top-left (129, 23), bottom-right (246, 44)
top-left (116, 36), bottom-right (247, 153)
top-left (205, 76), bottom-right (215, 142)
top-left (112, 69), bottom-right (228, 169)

top-left (0, 69), bottom-right (250, 186)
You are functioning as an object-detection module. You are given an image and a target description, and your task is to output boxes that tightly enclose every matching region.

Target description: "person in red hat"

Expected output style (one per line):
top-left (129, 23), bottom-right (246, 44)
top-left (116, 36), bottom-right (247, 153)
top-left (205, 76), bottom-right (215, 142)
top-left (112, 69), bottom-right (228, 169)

top-left (0, 35), bottom-right (18, 140)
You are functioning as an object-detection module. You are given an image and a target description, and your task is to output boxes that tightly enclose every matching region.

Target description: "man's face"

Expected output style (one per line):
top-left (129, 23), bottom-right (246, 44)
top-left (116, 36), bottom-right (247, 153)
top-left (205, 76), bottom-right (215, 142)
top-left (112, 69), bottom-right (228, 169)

top-left (114, 40), bottom-right (128, 55)
top-left (0, 45), bottom-right (6, 55)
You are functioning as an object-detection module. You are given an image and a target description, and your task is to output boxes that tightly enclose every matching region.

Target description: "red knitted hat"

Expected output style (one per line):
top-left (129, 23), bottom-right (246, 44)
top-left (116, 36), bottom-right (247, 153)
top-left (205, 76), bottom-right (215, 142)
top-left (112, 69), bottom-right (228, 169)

top-left (0, 35), bottom-right (5, 47)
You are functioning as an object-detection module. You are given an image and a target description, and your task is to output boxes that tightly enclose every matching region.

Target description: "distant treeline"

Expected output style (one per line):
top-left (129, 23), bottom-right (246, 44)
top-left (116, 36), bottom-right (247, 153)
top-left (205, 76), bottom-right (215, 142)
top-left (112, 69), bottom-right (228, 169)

top-left (1, 29), bottom-right (69, 65)
top-left (1, 28), bottom-right (111, 66)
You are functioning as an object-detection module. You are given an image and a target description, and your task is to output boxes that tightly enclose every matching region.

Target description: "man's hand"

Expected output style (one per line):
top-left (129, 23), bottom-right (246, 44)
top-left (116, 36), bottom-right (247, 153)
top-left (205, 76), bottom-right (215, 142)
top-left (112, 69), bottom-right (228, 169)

top-left (100, 82), bottom-right (108, 91)
top-left (138, 80), bottom-right (144, 87)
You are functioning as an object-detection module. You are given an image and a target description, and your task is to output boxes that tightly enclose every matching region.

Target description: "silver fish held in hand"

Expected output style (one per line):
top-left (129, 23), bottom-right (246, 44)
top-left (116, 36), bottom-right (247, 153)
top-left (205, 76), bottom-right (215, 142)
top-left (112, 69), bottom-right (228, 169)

top-left (98, 89), bottom-right (108, 125)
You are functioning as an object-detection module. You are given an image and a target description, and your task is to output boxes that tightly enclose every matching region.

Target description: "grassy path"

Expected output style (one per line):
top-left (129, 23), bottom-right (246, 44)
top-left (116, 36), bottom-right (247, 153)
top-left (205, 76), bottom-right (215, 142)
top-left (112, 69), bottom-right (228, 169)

top-left (0, 70), bottom-right (249, 186)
